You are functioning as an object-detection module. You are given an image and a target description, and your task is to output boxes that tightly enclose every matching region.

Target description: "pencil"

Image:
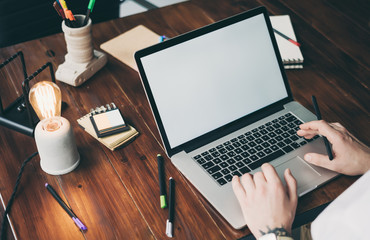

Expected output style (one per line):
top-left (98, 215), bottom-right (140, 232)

top-left (273, 28), bottom-right (301, 47)
top-left (45, 183), bottom-right (87, 231)
top-left (311, 95), bottom-right (334, 160)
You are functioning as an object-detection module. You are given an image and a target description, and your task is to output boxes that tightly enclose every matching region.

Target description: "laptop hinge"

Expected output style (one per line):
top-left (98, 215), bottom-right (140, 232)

top-left (183, 104), bottom-right (285, 154)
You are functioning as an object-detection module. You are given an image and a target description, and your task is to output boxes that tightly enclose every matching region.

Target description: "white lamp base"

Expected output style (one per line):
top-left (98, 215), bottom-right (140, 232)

top-left (35, 117), bottom-right (80, 175)
top-left (40, 156), bottom-right (80, 175)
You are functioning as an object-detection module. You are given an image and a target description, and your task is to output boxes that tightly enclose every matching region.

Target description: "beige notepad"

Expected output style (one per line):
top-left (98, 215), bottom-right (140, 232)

top-left (100, 25), bottom-right (160, 71)
top-left (77, 106), bottom-right (139, 151)
top-left (270, 15), bottom-right (304, 69)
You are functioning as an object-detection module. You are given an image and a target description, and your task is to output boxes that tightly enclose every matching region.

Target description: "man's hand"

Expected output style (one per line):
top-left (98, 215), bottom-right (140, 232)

top-left (298, 120), bottom-right (370, 176)
top-left (232, 163), bottom-right (297, 239)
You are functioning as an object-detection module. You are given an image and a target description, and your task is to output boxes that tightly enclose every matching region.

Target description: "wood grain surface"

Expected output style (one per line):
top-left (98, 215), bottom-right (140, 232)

top-left (0, 0), bottom-right (369, 239)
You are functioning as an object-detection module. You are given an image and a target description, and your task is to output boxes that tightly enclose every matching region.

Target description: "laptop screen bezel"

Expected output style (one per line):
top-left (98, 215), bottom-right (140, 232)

top-left (135, 6), bottom-right (293, 157)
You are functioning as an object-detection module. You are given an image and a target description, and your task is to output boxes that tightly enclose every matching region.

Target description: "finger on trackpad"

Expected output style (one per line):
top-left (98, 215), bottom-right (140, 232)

top-left (275, 156), bottom-right (321, 190)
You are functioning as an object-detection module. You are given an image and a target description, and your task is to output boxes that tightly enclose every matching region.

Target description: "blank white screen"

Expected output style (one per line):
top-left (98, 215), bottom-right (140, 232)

top-left (141, 14), bottom-right (288, 148)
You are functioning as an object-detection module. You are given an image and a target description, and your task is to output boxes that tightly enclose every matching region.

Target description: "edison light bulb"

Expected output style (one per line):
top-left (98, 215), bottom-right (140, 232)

top-left (29, 81), bottom-right (63, 132)
top-left (29, 81), bottom-right (61, 119)
top-left (29, 81), bottom-right (79, 175)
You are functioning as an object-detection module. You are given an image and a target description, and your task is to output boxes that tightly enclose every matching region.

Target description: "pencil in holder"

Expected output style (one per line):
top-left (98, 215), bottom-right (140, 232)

top-left (55, 15), bottom-right (107, 87)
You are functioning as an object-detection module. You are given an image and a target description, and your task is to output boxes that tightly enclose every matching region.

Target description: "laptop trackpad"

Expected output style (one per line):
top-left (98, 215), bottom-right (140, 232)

top-left (275, 156), bottom-right (321, 190)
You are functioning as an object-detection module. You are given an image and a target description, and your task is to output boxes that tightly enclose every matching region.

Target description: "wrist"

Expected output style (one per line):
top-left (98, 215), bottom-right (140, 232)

top-left (257, 227), bottom-right (293, 240)
top-left (258, 233), bottom-right (294, 240)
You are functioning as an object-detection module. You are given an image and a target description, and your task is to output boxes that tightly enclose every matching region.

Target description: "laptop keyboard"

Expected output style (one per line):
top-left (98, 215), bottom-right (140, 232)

top-left (193, 113), bottom-right (318, 186)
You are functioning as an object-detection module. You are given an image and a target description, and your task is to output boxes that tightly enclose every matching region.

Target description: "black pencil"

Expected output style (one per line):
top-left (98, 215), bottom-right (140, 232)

top-left (45, 183), bottom-right (87, 230)
top-left (311, 95), bottom-right (334, 160)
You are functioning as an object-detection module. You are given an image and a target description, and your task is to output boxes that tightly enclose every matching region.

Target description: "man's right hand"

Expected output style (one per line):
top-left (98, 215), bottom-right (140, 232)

top-left (298, 120), bottom-right (370, 176)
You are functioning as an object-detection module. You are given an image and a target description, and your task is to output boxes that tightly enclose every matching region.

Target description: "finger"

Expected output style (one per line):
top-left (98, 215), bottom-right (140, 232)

top-left (240, 173), bottom-right (255, 192)
top-left (284, 168), bottom-right (297, 204)
top-left (298, 124), bottom-right (320, 138)
top-left (232, 176), bottom-right (247, 204)
top-left (304, 153), bottom-right (336, 170)
top-left (300, 120), bottom-right (340, 144)
top-left (298, 124), bottom-right (318, 133)
top-left (261, 163), bottom-right (280, 183)
top-left (299, 121), bottom-right (319, 131)
top-left (253, 171), bottom-right (267, 187)
top-left (297, 129), bottom-right (317, 139)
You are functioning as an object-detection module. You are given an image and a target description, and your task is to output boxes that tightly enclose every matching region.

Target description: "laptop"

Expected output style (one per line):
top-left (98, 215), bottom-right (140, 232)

top-left (134, 6), bottom-right (338, 229)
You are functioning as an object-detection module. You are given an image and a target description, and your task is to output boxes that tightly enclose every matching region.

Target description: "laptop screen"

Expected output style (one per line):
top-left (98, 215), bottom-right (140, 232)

top-left (137, 10), bottom-right (289, 151)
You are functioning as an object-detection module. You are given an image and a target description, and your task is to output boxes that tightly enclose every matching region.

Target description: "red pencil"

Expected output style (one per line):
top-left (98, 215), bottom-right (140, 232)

top-left (273, 28), bottom-right (301, 47)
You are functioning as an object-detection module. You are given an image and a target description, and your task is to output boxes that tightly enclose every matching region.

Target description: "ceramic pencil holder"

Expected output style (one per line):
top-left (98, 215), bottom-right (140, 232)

top-left (55, 15), bottom-right (107, 87)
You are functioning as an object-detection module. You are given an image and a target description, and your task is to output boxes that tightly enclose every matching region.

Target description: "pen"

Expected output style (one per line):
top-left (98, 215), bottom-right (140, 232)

top-left (166, 177), bottom-right (175, 238)
top-left (53, 1), bottom-right (65, 19)
top-left (58, 0), bottom-right (71, 27)
top-left (83, 0), bottom-right (96, 27)
top-left (59, 0), bottom-right (68, 14)
top-left (159, 35), bottom-right (168, 42)
top-left (157, 154), bottom-right (167, 208)
top-left (273, 28), bottom-right (301, 47)
top-left (45, 183), bottom-right (87, 231)
top-left (65, 10), bottom-right (77, 28)
top-left (311, 95), bottom-right (334, 160)
top-left (70, 10), bottom-right (78, 28)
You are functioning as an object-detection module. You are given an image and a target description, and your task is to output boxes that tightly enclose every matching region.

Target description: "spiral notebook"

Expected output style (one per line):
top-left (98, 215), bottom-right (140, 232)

top-left (270, 15), bottom-right (304, 69)
top-left (77, 104), bottom-right (139, 151)
top-left (89, 104), bottom-right (130, 137)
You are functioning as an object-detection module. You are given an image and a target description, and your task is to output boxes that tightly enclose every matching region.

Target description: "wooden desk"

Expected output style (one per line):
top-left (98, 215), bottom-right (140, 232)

top-left (0, 0), bottom-right (369, 239)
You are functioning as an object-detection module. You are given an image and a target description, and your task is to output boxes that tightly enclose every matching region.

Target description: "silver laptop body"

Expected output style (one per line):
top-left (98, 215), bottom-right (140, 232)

top-left (135, 6), bottom-right (338, 229)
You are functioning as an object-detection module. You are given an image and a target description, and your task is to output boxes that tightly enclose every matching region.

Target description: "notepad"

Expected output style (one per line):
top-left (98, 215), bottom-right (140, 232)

top-left (77, 104), bottom-right (139, 151)
top-left (270, 15), bottom-right (304, 69)
top-left (100, 25), bottom-right (160, 71)
top-left (89, 104), bottom-right (129, 137)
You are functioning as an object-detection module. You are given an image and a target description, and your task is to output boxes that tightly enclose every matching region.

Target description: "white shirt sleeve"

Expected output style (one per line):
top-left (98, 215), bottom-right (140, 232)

top-left (311, 170), bottom-right (370, 240)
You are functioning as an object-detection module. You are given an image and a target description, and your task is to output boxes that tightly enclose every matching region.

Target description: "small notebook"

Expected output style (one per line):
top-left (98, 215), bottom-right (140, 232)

top-left (89, 103), bottom-right (129, 137)
top-left (100, 25), bottom-right (160, 71)
top-left (270, 15), bottom-right (304, 69)
top-left (77, 104), bottom-right (139, 151)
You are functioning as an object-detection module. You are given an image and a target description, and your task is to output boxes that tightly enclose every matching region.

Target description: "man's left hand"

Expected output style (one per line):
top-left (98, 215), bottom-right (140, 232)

top-left (232, 163), bottom-right (298, 238)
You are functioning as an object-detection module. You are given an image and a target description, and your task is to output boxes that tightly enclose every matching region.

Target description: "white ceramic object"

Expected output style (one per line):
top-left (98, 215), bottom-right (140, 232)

top-left (35, 117), bottom-right (80, 175)
top-left (55, 15), bottom-right (107, 87)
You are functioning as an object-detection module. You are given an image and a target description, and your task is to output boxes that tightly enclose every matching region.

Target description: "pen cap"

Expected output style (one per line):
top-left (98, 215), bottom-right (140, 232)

top-left (62, 15), bottom-right (93, 64)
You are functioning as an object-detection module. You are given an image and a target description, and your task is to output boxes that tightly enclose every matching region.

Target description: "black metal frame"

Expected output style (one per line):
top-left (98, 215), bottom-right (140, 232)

top-left (0, 51), bottom-right (56, 137)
